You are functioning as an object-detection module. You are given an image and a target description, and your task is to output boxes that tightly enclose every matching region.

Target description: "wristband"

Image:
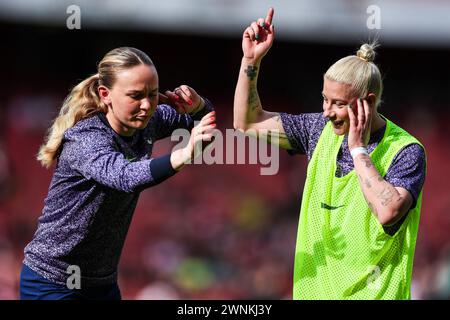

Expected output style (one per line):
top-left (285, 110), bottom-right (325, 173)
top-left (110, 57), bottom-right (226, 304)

top-left (350, 147), bottom-right (369, 159)
top-left (189, 97), bottom-right (204, 116)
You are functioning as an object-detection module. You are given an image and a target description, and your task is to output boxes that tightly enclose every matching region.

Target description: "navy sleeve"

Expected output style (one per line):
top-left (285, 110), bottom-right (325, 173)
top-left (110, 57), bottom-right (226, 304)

top-left (190, 97), bottom-right (214, 121)
top-left (279, 112), bottom-right (326, 157)
top-left (153, 96), bottom-right (214, 141)
top-left (149, 154), bottom-right (177, 184)
top-left (64, 126), bottom-right (176, 193)
top-left (384, 143), bottom-right (426, 209)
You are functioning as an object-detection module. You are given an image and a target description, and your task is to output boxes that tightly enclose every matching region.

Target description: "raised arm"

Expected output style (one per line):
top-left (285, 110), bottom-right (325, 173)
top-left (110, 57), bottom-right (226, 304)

top-left (233, 8), bottom-right (292, 149)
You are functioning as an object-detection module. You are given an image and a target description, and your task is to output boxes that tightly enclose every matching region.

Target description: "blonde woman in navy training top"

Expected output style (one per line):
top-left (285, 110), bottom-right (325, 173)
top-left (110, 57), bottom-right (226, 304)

top-left (20, 47), bottom-right (216, 300)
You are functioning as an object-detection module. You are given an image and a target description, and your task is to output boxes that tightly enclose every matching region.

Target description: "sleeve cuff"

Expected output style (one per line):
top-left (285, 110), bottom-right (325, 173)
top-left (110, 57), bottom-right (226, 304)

top-left (149, 154), bottom-right (177, 184)
top-left (190, 97), bottom-right (214, 120)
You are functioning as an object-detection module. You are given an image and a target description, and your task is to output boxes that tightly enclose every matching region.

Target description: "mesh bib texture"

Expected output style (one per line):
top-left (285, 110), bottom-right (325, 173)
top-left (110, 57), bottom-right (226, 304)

top-left (293, 118), bottom-right (424, 299)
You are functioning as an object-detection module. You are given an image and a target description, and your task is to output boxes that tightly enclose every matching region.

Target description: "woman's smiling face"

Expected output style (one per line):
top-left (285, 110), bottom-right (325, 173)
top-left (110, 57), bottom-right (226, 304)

top-left (321, 77), bottom-right (359, 136)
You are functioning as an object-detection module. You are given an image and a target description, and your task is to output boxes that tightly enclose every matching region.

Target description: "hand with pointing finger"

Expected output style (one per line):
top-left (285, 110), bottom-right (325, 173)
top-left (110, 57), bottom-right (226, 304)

top-left (242, 7), bottom-right (275, 63)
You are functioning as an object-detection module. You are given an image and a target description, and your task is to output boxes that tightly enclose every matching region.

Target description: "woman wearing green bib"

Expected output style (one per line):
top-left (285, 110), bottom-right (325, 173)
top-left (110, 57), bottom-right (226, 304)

top-left (233, 8), bottom-right (426, 299)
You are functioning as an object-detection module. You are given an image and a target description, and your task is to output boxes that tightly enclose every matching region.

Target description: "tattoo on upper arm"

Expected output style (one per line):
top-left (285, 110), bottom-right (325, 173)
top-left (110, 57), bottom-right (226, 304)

top-left (265, 114), bottom-right (288, 146)
top-left (364, 178), bottom-right (372, 189)
top-left (267, 132), bottom-right (272, 145)
top-left (245, 65), bottom-right (258, 80)
top-left (264, 129), bottom-right (288, 146)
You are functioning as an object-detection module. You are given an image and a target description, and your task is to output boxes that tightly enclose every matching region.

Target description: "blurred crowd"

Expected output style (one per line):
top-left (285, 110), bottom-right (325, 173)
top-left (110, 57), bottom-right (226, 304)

top-left (2, 15), bottom-right (450, 299)
top-left (0, 87), bottom-right (449, 300)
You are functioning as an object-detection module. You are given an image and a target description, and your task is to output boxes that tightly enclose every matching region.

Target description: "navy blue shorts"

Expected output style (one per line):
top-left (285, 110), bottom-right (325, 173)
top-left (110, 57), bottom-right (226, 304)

top-left (20, 264), bottom-right (122, 300)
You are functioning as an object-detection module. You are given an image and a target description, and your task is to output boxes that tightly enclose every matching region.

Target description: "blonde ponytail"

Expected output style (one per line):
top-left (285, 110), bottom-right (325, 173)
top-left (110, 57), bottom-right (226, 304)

top-left (38, 47), bottom-right (154, 168)
top-left (37, 74), bottom-right (105, 168)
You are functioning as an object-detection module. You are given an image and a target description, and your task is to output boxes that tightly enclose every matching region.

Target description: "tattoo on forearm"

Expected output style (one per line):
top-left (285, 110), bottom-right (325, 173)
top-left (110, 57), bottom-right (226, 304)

top-left (359, 173), bottom-right (380, 189)
top-left (377, 186), bottom-right (394, 206)
top-left (360, 156), bottom-right (373, 168)
top-left (248, 86), bottom-right (259, 111)
top-left (245, 65), bottom-right (258, 80)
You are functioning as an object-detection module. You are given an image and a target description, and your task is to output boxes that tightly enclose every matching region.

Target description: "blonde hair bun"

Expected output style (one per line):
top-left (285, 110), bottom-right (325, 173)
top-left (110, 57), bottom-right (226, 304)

top-left (324, 40), bottom-right (383, 108)
top-left (356, 43), bottom-right (377, 62)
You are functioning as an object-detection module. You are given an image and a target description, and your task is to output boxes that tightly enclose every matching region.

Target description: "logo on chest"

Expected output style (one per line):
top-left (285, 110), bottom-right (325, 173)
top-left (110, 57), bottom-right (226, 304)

top-left (321, 202), bottom-right (346, 210)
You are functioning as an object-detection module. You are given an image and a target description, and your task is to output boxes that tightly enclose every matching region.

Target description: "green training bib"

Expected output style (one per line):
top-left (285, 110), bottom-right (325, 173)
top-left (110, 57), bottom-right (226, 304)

top-left (293, 118), bottom-right (424, 299)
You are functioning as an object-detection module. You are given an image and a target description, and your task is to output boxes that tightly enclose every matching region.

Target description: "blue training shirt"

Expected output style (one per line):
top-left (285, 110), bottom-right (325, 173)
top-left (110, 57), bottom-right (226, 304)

top-left (23, 99), bottom-right (214, 287)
